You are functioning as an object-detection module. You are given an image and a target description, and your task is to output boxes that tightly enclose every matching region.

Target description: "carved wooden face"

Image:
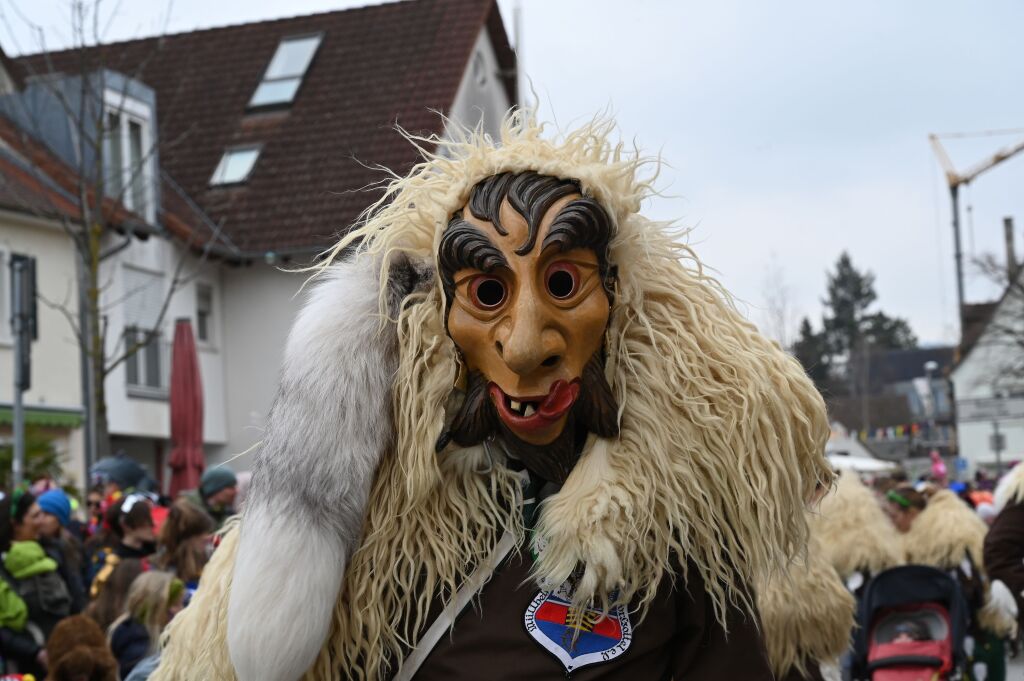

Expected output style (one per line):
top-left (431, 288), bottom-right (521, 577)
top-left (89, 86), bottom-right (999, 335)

top-left (446, 196), bottom-right (611, 445)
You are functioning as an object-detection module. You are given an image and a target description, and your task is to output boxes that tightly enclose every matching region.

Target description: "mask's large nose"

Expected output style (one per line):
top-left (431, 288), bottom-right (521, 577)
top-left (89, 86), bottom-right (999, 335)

top-left (494, 292), bottom-right (566, 378)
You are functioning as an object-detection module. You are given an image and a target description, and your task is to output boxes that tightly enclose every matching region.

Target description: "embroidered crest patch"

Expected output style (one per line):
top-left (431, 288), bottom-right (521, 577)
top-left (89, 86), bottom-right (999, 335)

top-left (524, 583), bottom-right (633, 672)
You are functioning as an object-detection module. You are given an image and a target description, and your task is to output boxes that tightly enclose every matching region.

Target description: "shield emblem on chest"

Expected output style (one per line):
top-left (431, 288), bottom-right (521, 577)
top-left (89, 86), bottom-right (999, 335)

top-left (523, 584), bottom-right (633, 672)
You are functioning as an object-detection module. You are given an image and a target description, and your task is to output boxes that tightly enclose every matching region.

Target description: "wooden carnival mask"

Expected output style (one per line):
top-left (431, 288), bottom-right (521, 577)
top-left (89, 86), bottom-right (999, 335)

top-left (437, 172), bottom-right (619, 482)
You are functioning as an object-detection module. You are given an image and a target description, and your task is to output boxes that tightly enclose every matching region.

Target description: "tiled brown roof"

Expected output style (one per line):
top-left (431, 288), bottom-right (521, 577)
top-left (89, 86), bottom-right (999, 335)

top-left (0, 114), bottom-right (159, 233)
top-left (16, 0), bottom-right (515, 259)
top-left (0, 113), bottom-right (212, 247)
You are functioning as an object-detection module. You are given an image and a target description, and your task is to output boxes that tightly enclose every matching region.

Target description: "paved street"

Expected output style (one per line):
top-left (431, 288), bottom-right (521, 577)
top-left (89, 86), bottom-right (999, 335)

top-left (1010, 656), bottom-right (1024, 681)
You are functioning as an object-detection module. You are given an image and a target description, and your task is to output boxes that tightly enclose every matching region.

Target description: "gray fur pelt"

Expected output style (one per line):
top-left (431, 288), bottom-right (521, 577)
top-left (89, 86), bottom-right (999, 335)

top-left (227, 255), bottom-right (431, 681)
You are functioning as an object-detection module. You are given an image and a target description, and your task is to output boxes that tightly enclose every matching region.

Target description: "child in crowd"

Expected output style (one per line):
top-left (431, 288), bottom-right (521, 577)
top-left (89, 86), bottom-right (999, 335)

top-left (85, 559), bottom-right (147, 634)
top-left (108, 571), bottom-right (184, 679)
top-left (154, 499), bottom-right (213, 605)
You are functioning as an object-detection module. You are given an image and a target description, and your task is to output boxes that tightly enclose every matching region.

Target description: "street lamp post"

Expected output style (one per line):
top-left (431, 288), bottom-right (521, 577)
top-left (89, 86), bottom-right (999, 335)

top-left (923, 360), bottom-right (939, 447)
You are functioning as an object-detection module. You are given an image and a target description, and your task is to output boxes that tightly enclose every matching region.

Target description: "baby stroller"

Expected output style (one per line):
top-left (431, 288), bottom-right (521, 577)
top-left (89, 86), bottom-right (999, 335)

top-left (852, 565), bottom-right (969, 681)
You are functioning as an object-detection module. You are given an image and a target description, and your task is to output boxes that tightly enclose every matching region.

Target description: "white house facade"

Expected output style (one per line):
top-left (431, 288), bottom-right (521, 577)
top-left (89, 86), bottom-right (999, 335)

top-left (0, 210), bottom-right (86, 485)
top-left (952, 284), bottom-right (1024, 475)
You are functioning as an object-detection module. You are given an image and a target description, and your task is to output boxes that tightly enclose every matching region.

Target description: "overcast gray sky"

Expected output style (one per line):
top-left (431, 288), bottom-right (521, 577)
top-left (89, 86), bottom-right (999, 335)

top-left (4, 0), bottom-right (1022, 346)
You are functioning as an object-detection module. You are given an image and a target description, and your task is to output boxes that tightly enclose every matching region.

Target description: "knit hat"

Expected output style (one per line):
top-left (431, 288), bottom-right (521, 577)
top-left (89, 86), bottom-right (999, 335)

top-left (38, 489), bottom-right (71, 528)
top-left (200, 467), bottom-right (237, 500)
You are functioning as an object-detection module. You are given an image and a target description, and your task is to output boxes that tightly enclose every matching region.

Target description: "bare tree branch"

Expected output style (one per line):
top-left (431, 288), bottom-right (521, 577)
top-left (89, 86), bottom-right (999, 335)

top-left (969, 252), bottom-right (1024, 384)
top-left (36, 290), bottom-right (82, 345)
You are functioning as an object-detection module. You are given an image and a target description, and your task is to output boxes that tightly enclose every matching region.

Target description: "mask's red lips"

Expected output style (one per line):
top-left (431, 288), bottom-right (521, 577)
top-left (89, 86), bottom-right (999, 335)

top-left (489, 379), bottom-right (580, 433)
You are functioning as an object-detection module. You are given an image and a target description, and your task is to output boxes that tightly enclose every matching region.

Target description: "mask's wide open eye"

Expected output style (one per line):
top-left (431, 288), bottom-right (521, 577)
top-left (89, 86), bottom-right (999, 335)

top-left (545, 262), bottom-right (579, 300)
top-left (470, 275), bottom-right (506, 310)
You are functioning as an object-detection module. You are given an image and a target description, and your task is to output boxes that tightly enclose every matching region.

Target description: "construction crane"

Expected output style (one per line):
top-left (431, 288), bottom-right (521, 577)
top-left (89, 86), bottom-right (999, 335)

top-left (929, 130), bottom-right (1024, 323)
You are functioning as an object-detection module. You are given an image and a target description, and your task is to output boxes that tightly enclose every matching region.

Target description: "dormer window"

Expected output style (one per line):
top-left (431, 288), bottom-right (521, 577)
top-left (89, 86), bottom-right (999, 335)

top-left (210, 146), bottom-right (261, 186)
top-left (249, 34), bottom-right (322, 109)
top-left (103, 90), bottom-right (155, 223)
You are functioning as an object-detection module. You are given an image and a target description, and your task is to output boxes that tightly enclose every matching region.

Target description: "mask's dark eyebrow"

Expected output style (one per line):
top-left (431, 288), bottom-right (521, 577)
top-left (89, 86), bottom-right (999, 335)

top-left (438, 215), bottom-right (509, 299)
top-left (541, 197), bottom-right (614, 257)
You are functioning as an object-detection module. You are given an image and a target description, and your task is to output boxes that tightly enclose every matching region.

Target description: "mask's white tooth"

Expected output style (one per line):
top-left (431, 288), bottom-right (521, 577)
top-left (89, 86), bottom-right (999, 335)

top-left (510, 399), bottom-right (522, 412)
top-left (523, 404), bottom-right (536, 417)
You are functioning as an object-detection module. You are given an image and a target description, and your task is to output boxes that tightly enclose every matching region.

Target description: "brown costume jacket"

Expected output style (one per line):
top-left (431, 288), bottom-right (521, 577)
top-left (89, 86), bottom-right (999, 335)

top-left (409, 551), bottom-right (772, 680)
top-left (984, 499), bottom-right (1024, 629)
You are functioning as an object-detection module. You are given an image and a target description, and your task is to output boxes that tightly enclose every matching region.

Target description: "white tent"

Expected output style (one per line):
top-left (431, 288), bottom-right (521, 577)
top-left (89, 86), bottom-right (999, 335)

top-left (827, 452), bottom-right (899, 473)
top-left (827, 421), bottom-right (900, 474)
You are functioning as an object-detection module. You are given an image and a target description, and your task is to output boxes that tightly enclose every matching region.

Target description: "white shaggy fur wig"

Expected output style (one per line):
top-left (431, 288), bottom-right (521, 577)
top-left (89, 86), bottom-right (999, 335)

top-left (904, 489), bottom-right (986, 569)
top-left (757, 527), bottom-right (855, 680)
top-left (810, 472), bottom-right (903, 579)
top-left (154, 110), bottom-right (832, 681)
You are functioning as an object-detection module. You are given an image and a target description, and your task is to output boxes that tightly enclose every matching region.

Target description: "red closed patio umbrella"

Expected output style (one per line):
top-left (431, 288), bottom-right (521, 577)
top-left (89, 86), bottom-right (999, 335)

top-left (168, 318), bottom-right (205, 497)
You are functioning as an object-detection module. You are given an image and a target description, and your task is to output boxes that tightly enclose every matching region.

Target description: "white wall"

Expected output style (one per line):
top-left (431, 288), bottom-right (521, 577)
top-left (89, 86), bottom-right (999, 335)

top-left (0, 211), bottom-right (83, 410)
top-left (0, 211), bottom-right (85, 483)
top-left (447, 29), bottom-right (513, 141)
top-left (953, 288), bottom-right (1024, 471)
top-left (214, 262), bottom-right (304, 468)
top-left (103, 235), bottom-right (227, 445)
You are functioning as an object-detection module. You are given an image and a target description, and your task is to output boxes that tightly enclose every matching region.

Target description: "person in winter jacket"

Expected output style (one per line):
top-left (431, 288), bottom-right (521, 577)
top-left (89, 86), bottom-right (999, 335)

top-left (153, 113), bottom-right (833, 681)
top-left (0, 492), bottom-right (44, 677)
top-left (35, 490), bottom-right (86, 614)
top-left (5, 489), bottom-right (71, 645)
top-left (187, 468), bottom-right (237, 531)
top-left (984, 463), bottom-right (1024, 634)
top-left (89, 494), bottom-right (157, 597)
top-left (108, 571), bottom-right (184, 679)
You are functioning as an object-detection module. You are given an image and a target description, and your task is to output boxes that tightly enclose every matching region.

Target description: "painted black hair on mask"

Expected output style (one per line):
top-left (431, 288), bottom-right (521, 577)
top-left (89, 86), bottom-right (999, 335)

top-left (438, 171), bottom-right (616, 311)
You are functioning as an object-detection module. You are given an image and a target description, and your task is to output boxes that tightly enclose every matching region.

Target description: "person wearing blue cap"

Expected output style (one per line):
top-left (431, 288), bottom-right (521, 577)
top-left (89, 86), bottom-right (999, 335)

top-left (37, 489), bottom-right (87, 613)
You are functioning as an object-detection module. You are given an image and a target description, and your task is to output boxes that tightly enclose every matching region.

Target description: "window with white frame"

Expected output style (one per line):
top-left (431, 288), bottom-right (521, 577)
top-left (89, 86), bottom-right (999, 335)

top-left (122, 266), bottom-right (167, 396)
top-left (196, 283), bottom-right (214, 344)
top-left (249, 34), bottom-right (322, 108)
top-left (472, 51), bottom-right (488, 87)
top-left (209, 147), bottom-right (261, 186)
top-left (103, 91), bottom-right (155, 223)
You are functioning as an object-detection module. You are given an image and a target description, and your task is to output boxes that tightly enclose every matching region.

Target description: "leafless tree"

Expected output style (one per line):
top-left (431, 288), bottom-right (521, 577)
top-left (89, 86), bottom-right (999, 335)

top-left (759, 253), bottom-right (799, 350)
top-left (0, 1), bottom-right (225, 474)
top-left (971, 252), bottom-right (1024, 387)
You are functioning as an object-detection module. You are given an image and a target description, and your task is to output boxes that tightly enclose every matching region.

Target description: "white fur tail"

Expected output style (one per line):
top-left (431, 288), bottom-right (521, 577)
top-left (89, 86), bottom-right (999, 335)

top-left (227, 256), bottom-right (429, 681)
top-left (979, 579), bottom-right (1019, 639)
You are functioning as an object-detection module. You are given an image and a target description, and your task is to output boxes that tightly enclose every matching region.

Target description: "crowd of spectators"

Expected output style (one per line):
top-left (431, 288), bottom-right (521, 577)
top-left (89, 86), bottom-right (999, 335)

top-left (0, 453), bottom-right (239, 680)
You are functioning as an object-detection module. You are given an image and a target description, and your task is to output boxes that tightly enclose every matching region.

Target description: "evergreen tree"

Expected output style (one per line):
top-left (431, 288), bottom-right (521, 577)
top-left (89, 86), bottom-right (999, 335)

top-left (792, 252), bottom-right (918, 394)
top-left (822, 252), bottom-right (877, 358)
top-left (793, 317), bottom-right (830, 390)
